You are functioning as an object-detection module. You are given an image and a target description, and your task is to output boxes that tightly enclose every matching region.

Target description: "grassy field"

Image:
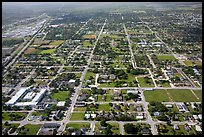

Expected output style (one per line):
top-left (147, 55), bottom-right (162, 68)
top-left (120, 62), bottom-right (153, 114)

top-left (98, 82), bottom-right (115, 87)
top-left (51, 91), bottom-right (71, 101)
top-left (183, 60), bottom-right (193, 66)
top-left (178, 125), bottom-right (196, 135)
top-left (75, 73), bottom-right (82, 78)
top-left (2, 123), bottom-right (20, 129)
top-left (194, 60), bottom-right (202, 66)
top-left (84, 71), bottom-right (95, 81)
top-left (156, 124), bottom-right (174, 135)
top-left (156, 54), bottom-right (176, 60)
top-left (83, 40), bottom-right (94, 47)
top-left (73, 107), bottom-right (87, 111)
top-left (31, 111), bottom-right (47, 117)
top-left (160, 81), bottom-right (171, 87)
top-left (94, 122), bottom-right (120, 135)
top-left (125, 73), bottom-right (136, 83)
top-left (97, 95), bottom-right (111, 102)
top-left (101, 34), bottom-right (119, 39)
top-left (167, 89), bottom-right (199, 102)
top-left (192, 90), bottom-right (202, 101)
top-left (39, 49), bottom-right (55, 54)
top-left (108, 122), bottom-right (120, 135)
top-left (50, 40), bottom-right (64, 45)
top-left (137, 77), bottom-right (154, 87)
top-left (174, 73), bottom-right (182, 77)
top-left (98, 104), bottom-right (111, 111)
top-left (66, 122), bottom-right (90, 130)
top-left (144, 89), bottom-right (169, 102)
top-left (18, 124), bottom-right (42, 135)
top-left (2, 112), bottom-right (28, 121)
top-left (111, 62), bottom-right (126, 68)
top-left (70, 112), bottom-right (85, 120)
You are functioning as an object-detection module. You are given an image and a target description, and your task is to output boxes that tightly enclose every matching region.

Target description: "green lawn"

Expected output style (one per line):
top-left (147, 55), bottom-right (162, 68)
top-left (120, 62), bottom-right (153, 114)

top-left (18, 124), bottom-right (42, 135)
top-left (157, 124), bottom-right (174, 135)
top-left (66, 122), bottom-right (90, 130)
top-left (157, 80), bottom-right (171, 87)
top-left (2, 112), bottom-right (28, 121)
top-left (167, 104), bottom-right (179, 113)
top-left (178, 125), bottom-right (196, 135)
top-left (108, 122), bottom-right (120, 135)
top-left (160, 82), bottom-right (171, 87)
top-left (98, 82), bottom-right (116, 87)
top-left (51, 91), bottom-right (71, 101)
top-left (167, 89), bottom-right (199, 102)
top-left (156, 54), bottom-right (176, 60)
top-left (111, 62), bottom-right (126, 68)
top-left (97, 94), bottom-right (111, 102)
top-left (50, 40), bottom-right (64, 45)
top-left (95, 122), bottom-right (120, 135)
top-left (192, 90), bottom-right (202, 101)
top-left (75, 73), bottom-right (82, 78)
top-left (31, 111), bottom-right (47, 117)
top-left (83, 40), bottom-right (93, 47)
top-left (98, 104), bottom-right (111, 111)
top-left (144, 89), bottom-right (169, 102)
top-left (2, 123), bottom-right (20, 129)
top-left (84, 71), bottom-right (95, 81)
top-left (174, 73), bottom-right (182, 77)
top-left (73, 107), bottom-right (87, 111)
top-left (183, 60), bottom-right (193, 66)
top-left (126, 73), bottom-right (136, 83)
top-left (194, 60), bottom-right (202, 66)
top-left (137, 77), bottom-right (154, 87)
top-left (101, 34), bottom-right (118, 39)
top-left (70, 112), bottom-right (85, 120)
top-left (39, 49), bottom-right (55, 54)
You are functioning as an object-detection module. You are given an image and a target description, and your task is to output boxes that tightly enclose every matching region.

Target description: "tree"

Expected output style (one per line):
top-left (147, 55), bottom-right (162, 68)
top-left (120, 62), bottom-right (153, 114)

top-left (109, 103), bottom-right (113, 107)
top-left (100, 119), bottom-right (107, 127)
top-left (104, 124), bottom-right (113, 135)
top-left (124, 123), bottom-right (137, 134)
top-left (4, 121), bottom-right (10, 126)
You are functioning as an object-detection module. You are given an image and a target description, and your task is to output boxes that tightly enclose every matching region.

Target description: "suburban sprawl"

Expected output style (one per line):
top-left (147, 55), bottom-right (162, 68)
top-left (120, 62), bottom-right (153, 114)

top-left (2, 2), bottom-right (202, 135)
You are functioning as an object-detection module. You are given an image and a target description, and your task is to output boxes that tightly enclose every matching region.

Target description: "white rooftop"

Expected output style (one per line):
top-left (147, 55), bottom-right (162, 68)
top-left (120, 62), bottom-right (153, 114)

top-left (195, 125), bottom-right (202, 132)
top-left (68, 79), bottom-right (76, 83)
top-left (6, 87), bottom-right (29, 105)
top-left (32, 88), bottom-right (47, 102)
top-left (57, 101), bottom-right (65, 107)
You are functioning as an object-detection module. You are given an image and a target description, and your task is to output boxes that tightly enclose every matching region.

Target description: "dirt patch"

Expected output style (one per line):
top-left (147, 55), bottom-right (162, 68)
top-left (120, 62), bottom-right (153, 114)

top-left (24, 48), bottom-right (38, 54)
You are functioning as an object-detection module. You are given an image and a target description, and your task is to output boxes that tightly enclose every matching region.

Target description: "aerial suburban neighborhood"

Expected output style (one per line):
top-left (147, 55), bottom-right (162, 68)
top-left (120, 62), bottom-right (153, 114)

top-left (2, 2), bottom-right (202, 135)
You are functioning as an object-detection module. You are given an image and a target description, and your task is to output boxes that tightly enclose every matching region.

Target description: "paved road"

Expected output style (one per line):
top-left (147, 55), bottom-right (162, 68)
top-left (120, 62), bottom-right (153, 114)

top-left (89, 86), bottom-right (202, 90)
top-left (147, 54), bottom-right (156, 68)
top-left (57, 19), bottom-right (107, 134)
top-left (175, 68), bottom-right (196, 87)
top-left (89, 121), bottom-right (96, 135)
top-left (147, 68), bottom-right (157, 87)
top-left (139, 16), bottom-right (186, 67)
top-left (4, 18), bottom-right (50, 72)
top-left (140, 90), bottom-right (158, 135)
top-left (123, 24), bottom-right (137, 68)
top-left (119, 122), bottom-right (124, 135)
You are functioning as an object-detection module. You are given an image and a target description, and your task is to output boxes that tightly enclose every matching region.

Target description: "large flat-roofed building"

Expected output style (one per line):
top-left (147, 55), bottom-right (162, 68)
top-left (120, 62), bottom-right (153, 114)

top-left (32, 88), bottom-right (47, 103)
top-left (5, 87), bottom-right (30, 105)
top-left (23, 92), bottom-right (36, 100)
top-left (15, 102), bottom-right (38, 107)
top-left (6, 88), bottom-right (47, 108)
